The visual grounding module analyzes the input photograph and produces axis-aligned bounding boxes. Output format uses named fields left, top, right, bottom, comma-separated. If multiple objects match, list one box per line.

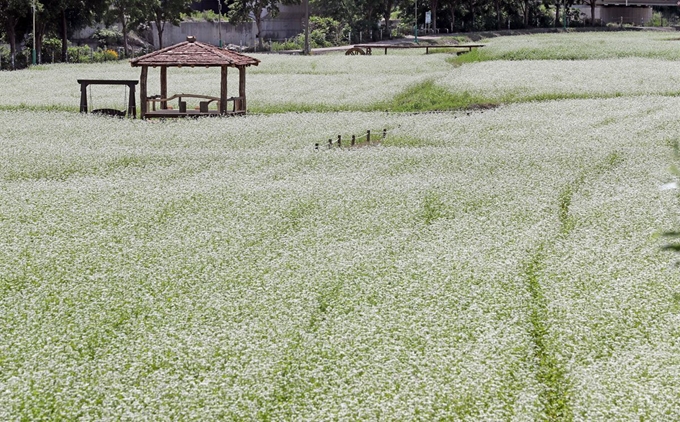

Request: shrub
left=103, top=49, right=118, bottom=61
left=270, top=39, right=302, bottom=52
left=270, top=16, right=345, bottom=51
left=67, top=45, right=93, bottom=63
left=41, top=37, right=62, bottom=63
left=92, top=28, right=123, bottom=49
left=0, top=46, right=10, bottom=70
left=181, top=10, right=222, bottom=22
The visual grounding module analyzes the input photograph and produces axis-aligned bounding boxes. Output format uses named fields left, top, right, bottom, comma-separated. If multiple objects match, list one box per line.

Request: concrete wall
left=152, top=21, right=258, bottom=49
left=600, top=6, right=653, bottom=24
left=150, top=4, right=305, bottom=49
left=261, top=4, right=305, bottom=41
left=573, top=5, right=652, bottom=24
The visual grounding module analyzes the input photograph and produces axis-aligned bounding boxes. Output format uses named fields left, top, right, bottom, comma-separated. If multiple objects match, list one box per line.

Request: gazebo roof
left=130, top=37, right=260, bottom=68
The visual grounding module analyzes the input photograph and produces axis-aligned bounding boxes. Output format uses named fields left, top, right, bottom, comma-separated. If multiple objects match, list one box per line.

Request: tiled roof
left=130, top=39, right=260, bottom=68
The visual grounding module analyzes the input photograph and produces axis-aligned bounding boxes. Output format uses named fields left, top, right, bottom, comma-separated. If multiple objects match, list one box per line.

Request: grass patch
left=522, top=249, right=573, bottom=421
left=373, top=80, right=497, bottom=112
left=448, top=32, right=680, bottom=63
left=447, top=49, right=488, bottom=66
left=0, top=104, right=78, bottom=113
left=250, top=102, right=354, bottom=114
left=421, top=191, right=448, bottom=225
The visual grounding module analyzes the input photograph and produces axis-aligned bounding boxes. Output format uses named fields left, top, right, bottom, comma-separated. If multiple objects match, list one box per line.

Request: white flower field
left=1, top=31, right=679, bottom=420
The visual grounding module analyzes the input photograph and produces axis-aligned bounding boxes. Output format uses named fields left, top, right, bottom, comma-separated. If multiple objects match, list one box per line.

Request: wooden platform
left=143, top=109, right=244, bottom=118
left=350, top=44, right=485, bottom=55
left=143, top=93, right=244, bottom=119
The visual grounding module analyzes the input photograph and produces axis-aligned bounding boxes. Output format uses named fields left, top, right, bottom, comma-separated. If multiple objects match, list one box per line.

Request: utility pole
left=218, top=0, right=223, bottom=47
left=32, top=0, right=36, bottom=65
left=303, top=0, right=310, bottom=54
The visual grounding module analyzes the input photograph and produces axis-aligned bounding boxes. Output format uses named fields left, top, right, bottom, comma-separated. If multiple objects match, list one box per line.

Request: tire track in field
left=523, top=151, right=623, bottom=420
left=262, top=278, right=343, bottom=419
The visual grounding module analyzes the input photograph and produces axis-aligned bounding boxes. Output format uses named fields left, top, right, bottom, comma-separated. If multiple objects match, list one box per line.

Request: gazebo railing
left=145, top=93, right=245, bottom=116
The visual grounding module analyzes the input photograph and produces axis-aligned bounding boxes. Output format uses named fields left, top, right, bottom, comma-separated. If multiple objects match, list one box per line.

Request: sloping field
left=1, top=31, right=679, bottom=419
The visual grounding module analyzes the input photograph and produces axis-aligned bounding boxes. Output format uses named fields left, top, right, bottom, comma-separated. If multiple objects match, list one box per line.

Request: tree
left=40, top=0, right=107, bottom=62
left=462, top=0, right=486, bottom=30
left=0, top=0, right=31, bottom=69
left=583, top=0, right=596, bottom=26
left=107, top=0, right=147, bottom=57
left=440, top=0, right=462, bottom=32
left=553, top=0, right=573, bottom=28
left=493, top=0, right=502, bottom=29
left=229, top=0, right=301, bottom=50
left=311, top=0, right=384, bottom=41
left=514, top=0, right=530, bottom=26
left=381, top=0, right=396, bottom=38
left=428, top=0, right=438, bottom=31
left=143, top=0, right=195, bottom=49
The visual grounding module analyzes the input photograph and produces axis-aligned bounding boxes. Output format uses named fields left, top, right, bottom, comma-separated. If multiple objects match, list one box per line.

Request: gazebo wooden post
left=127, top=82, right=137, bottom=118
left=160, top=67, right=168, bottom=110
left=79, top=81, right=88, bottom=113
left=238, top=65, right=246, bottom=113
left=220, top=65, right=227, bottom=115
left=140, top=65, right=148, bottom=119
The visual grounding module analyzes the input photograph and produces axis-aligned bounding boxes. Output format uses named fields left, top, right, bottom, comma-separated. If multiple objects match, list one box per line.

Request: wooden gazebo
left=130, top=36, right=260, bottom=118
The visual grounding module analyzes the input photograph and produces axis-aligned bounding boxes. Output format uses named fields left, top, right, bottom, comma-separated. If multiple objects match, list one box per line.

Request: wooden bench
left=349, top=44, right=485, bottom=56
left=77, top=79, right=138, bottom=118
left=144, top=93, right=244, bottom=118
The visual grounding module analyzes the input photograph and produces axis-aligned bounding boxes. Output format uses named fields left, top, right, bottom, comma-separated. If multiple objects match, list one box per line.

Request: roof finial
left=187, top=35, right=196, bottom=43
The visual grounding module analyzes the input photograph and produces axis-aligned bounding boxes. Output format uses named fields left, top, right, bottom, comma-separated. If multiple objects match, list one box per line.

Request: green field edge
left=5, top=89, right=680, bottom=117
left=221, top=89, right=680, bottom=114
left=0, top=104, right=79, bottom=113
left=445, top=47, right=680, bottom=65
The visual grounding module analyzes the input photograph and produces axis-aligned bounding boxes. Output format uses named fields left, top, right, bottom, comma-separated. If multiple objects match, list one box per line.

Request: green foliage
left=92, top=28, right=123, bottom=48
left=181, top=9, right=222, bottom=22
left=270, top=17, right=344, bottom=51
left=310, top=0, right=381, bottom=35
left=67, top=45, right=93, bottom=63
left=308, top=16, right=344, bottom=46
left=64, top=45, right=121, bottom=63
left=648, top=11, right=664, bottom=27
left=271, top=37, right=305, bottom=51
left=41, top=37, right=62, bottom=62
left=0, top=45, right=10, bottom=70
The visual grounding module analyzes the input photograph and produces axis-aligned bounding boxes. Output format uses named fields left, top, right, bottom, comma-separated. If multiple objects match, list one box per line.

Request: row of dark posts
left=315, top=129, right=387, bottom=150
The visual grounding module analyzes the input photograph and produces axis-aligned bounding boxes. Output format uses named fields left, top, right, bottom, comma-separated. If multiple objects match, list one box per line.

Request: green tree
left=582, top=0, right=596, bottom=25
left=39, top=0, right=107, bottom=62
left=429, top=0, right=439, bottom=31
left=440, top=0, right=462, bottom=31
left=106, top=0, right=147, bottom=57
left=553, top=0, right=574, bottom=28
left=311, top=0, right=384, bottom=40
left=0, top=0, right=31, bottom=69
left=381, top=0, right=396, bottom=38
left=229, top=0, right=301, bottom=50
left=142, top=0, right=195, bottom=49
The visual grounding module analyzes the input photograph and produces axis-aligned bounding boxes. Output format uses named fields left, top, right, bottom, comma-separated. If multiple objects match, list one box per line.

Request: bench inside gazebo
left=130, top=36, right=260, bottom=119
